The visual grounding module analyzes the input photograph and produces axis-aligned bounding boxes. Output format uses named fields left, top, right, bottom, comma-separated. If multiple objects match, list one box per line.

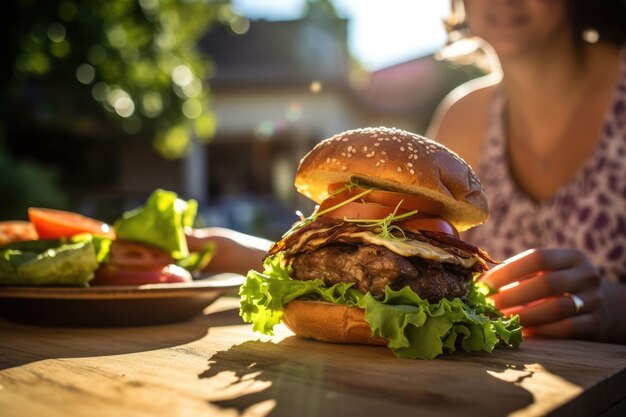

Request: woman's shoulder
left=427, top=73, right=500, bottom=168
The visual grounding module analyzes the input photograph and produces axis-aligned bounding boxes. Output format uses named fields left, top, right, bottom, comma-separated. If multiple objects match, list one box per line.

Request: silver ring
left=566, top=293, right=585, bottom=315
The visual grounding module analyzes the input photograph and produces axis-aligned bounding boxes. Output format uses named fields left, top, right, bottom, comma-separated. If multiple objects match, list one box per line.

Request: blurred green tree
left=7, top=0, right=247, bottom=158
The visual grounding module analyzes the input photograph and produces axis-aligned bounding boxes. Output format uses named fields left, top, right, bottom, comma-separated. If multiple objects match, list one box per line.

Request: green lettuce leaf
left=240, top=254, right=523, bottom=359
left=175, top=241, right=216, bottom=273
left=0, top=236, right=102, bottom=286
left=113, top=189, right=198, bottom=259
left=240, top=256, right=358, bottom=334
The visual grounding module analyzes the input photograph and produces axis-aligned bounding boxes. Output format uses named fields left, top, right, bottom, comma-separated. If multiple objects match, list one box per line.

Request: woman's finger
left=522, top=313, right=598, bottom=339
left=481, top=248, right=586, bottom=289
left=502, top=290, right=600, bottom=327
left=490, top=267, right=599, bottom=309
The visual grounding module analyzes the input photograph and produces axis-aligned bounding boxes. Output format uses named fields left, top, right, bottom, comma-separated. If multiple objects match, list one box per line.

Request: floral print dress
left=464, top=47, right=626, bottom=283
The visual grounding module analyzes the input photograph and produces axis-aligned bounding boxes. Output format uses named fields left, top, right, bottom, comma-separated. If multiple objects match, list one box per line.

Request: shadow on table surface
left=198, top=337, right=537, bottom=417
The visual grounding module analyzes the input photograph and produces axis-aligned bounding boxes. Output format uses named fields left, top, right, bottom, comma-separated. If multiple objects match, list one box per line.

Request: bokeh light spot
left=194, top=113, right=216, bottom=140
left=47, top=23, right=66, bottom=43
left=155, top=31, right=174, bottom=51
left=182, top=78, right=203, bottom=97
left=156, top=125, right=190, bottom=159
left=172, top=65, right=194, bottom=87
left=92, top=82, right=110, bottom=102
left=230, top=16, right=250, bottom=35
left=28, top=52, right=50, bottom=75
left=139, top=0, right=159, bottom=13
left=310, top=81, right=322, bottom=93
left=142, top=92, right=163, bottom=117
left=182, top=98, right=202, bottom=119
left=76, top=63, right=95, bottom=84
left=108, top=88, right=135, bottom=117
left=114, top=97, right=135, bottom=117
left=50, top=39, right=71, bottom=58
left=286, top=102, right=302, bottom=122
left=107, top=25, right=128, bottom=48
left=160, top=10, right=180, bottom=31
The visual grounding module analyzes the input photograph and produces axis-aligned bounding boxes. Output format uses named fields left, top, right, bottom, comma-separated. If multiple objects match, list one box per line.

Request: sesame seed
left=326, top=158, right=331, bottom=163
left=381, top=151, right=387, bottom=155
left=363, top=146, right=368, bottom=152
left=407, top=162, right=413, bottom=167
left=347, top=146, right=353, bottom=152
left=376, top=162, right=381, bottom=167
left=410, top=169, right=415, bottom=174
left=341, top=152, right=346, bottom=157
left=397, top=167, right=402, bottom=172
left=400, top=147, right=405, bottom=151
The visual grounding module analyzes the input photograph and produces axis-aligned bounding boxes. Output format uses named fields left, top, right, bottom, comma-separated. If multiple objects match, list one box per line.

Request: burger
left=240, top=127, right=522, bottom=359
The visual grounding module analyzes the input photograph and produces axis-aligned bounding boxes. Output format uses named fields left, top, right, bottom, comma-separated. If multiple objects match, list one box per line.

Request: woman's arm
left=186, top=227, right=272, bottom=276
left=426, top=75, right=498, bottom=169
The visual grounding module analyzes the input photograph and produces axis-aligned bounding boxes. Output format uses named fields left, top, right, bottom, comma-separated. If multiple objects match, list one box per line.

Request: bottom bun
left=282, top=300, right=388, bottom=346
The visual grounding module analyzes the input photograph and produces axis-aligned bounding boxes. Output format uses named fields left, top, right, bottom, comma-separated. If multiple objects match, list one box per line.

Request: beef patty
left=290, top=243, right=474, bottom=303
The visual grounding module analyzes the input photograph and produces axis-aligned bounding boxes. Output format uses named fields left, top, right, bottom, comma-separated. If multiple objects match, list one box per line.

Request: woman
left=428, top=0, right=626, bottom=343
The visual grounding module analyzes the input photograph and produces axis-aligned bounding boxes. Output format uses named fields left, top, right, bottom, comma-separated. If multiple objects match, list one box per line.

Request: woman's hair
left=445, top=0, right=626, bottom=46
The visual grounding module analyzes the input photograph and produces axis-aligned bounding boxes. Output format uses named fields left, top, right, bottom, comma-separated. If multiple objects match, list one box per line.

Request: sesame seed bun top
left=294, top=127, right=488, bottom=232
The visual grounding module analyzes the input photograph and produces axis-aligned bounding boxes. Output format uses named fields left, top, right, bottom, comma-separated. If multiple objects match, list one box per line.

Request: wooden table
left=1, top=296, right=625, bottom=417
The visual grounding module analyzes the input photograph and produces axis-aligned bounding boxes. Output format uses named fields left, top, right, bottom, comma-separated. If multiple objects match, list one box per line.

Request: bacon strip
left=268, top=217, right=498, bottom=268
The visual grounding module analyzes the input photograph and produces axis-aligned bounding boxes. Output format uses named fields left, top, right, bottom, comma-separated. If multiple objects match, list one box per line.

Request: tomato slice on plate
left=0, top=221, right=39, bottom=244
left=28, top=208, right=115, bottom=240
left=398, top=218, right=460, bottom=239
left=109, top=240, right=173, bottom=268
left=326, top=184, right=444, bottom=216
left=91, top=264, right=191, bottom=286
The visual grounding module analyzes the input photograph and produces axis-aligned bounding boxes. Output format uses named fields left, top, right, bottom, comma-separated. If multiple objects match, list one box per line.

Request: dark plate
left=0, top=273, right=245, bottom=327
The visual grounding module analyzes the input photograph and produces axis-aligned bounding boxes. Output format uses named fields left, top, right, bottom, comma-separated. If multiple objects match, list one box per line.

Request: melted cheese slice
left=292, top=228, right=483, bottom=269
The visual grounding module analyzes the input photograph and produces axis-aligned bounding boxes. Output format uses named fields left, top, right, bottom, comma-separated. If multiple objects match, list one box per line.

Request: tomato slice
left=0, top=221, right=39, bottom=245
left=28, top=208, right=115, bottom=239
left=326, top=184, right=444, bottom=216
left=109, top=240, right=173, bottom=268
left=91, top=264, right=191, bottom=286
left=398, top=218, right=460, bottom=239
left=318, top=201, right=411, bottom=220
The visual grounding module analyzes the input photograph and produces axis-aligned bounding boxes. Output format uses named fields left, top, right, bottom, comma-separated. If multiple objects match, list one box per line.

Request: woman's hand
left=480, top=248, right=607, bottom=340
left=185, top=227, right=272, bottom=275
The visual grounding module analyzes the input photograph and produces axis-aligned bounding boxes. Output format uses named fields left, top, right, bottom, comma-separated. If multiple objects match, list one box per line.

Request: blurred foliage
left=10, top=0, right=247, bottom=158
left=0, top=152, right=69, bottom=220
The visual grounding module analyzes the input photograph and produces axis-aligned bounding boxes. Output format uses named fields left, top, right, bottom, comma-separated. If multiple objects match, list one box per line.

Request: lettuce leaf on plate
left=240, top=254, right=523, bottom=359
left=113, top=189, right=198, bottom=259
left=0, top=235, right=102, bottom=286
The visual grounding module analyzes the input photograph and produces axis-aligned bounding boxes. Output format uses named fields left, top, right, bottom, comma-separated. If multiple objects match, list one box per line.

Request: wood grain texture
left=1, top=296, right=625, bottom=417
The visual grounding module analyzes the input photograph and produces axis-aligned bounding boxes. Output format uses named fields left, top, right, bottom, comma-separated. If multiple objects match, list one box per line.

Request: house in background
left=6, top=14, right=483, bottom=240
left=178, top=15, right=482, bottom=238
